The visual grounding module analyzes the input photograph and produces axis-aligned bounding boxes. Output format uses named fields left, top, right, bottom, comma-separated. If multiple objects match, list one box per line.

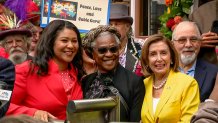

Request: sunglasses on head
left=94, top=45, right=119, bottom=54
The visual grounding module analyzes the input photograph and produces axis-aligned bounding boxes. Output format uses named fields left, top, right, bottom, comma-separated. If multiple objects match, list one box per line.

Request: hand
left=201, top=31, right=218, bottom=48
left=202, top=31, right=218, bottom=40
left=33, top=110, right=57, bottom=122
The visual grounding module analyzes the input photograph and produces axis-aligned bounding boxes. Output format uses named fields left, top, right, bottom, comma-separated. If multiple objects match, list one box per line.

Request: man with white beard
left=172, top=21, right=218, bottom=102
left=0, top=29, right=32, bottom=65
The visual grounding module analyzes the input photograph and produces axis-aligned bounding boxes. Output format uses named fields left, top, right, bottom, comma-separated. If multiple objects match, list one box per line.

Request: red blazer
left=6, top=60, right=83, bottom=120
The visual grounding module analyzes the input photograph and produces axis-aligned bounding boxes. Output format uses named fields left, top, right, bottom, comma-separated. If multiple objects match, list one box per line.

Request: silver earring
left=170, top=61, right=173, bottom=64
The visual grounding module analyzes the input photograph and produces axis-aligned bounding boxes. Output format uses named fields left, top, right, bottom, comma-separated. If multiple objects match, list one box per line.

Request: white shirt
left=153, top=98, right=160, bottom=114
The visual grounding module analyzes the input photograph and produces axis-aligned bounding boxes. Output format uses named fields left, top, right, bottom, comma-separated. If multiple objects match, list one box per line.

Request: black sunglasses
left=94, top=46, right=119, bottom=54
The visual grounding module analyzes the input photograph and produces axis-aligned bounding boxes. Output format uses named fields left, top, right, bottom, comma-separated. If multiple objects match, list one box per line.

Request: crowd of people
left=0, top=0, right=218, bottom=123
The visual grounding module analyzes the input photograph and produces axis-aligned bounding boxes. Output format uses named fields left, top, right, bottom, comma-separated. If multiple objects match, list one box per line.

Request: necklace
left=153, top=78, right=167, bottom=90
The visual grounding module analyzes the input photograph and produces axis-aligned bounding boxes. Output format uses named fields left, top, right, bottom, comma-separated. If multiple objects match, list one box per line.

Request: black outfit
left=0, top=57, right=15, bottom=117
left=125, top=38, right=141, bottom=72
left=194, top=59, right=218, bottom=102
left=82, top=64, right=145, bottom=122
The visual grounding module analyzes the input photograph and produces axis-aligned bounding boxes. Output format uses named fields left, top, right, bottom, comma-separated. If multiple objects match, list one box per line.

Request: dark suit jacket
left=0, top=57, right=15, bottom=117
left=125, top=38, right=141, bottom=72
left=82, top=64, right=145, bottom=122
left=194, top=59, right=218, bottom=102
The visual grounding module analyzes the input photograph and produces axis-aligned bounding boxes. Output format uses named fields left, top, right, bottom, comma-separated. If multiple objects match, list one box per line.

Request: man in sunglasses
left=172, top=21, right=218, bottom=102
left=109, top=3, right=142, bottom=75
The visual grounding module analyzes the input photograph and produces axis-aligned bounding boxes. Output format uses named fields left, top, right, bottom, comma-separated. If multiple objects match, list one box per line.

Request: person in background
left=189, top=0, right=218, bottom=65
left=109, top=3, right=142, bottom=75
left=6, top=20, right=84, bottom=122
left=26, top=3, right=43, bottom=57
left=0, top=57, right=15, bottom=117
left=0, top=22, right=32, bottom=65
left=140, top=34, right=200, bottom=122
left=0, top=7, right=33, bottom=65
left=4, top=0, right=43, bottom=57
left=198, top=20, right=218, bottom=65
left=82, top=49, right=97, bottom=76
left=28, top=25, right=43, bottom=57
left=82, top=25, right=145, bottom=122
left=172, top=21, right=218, bottom=102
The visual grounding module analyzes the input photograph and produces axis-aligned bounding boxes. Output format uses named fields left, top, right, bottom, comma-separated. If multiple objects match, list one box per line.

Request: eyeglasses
left=174, top=37, right=201, bottom=44
left=93, top=46, right=119, bottom=54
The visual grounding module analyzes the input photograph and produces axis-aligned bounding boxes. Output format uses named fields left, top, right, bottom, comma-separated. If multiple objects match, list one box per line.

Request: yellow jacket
left=141, top=70, right=200, bottom=123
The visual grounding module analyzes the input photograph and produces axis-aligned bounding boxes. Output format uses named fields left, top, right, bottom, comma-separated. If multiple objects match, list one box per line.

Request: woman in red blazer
left=6, top=20, right=84, bottom=121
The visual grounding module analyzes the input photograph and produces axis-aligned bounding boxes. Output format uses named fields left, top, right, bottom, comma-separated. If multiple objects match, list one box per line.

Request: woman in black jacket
left=82, top=25, right=145, bottom=122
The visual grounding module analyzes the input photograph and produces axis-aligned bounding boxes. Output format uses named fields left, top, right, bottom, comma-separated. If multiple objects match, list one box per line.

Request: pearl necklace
left=153, top=78, right=167, bottom=90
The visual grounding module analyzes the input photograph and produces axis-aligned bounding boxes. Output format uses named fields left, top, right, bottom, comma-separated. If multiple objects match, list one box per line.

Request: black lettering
left=80, top=4, right=92, bottom=10
left=78, top=17, right=90, bottom=22
left=93, top=6, right=102, bottom=11
left=86, top=12, right=94, bottom=16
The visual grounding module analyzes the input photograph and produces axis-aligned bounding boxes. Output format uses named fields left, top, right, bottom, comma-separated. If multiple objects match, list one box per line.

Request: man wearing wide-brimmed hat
left=0, top=17, right=32, bottom=65
left=109, top=3, right=142, bottom=75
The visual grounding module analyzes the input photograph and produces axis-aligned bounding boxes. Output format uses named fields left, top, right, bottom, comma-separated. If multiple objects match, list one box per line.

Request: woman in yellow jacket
left=140, top=34, right=200, bottom=123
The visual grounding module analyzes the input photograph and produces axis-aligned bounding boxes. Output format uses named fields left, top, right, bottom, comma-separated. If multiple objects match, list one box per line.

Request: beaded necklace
left=153, top=78, right=167, bottom=90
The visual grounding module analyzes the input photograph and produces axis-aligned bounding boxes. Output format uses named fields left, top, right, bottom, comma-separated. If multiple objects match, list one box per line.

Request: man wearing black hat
left=109, top=3, right=142, bottom=75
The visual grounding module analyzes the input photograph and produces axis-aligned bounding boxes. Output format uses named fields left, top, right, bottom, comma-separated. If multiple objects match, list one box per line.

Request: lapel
left=125, top=38, right=139, bottom=72
left=154, top=70, right=176, bottom=117
left=45, top=60, right=68, bottom=104
left=194, top=60, right=207, bottom=89
left=125, top=49, right=138, bottom=72
left=144, top=76, right=155, bottom=121
left=113, top=64, right=125, bottom=86
left=127, top=38, right=138, bottom=57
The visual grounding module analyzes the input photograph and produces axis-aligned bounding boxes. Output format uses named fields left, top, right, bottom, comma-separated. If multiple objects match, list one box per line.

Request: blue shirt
left=179, top=60, right=197, bottom=77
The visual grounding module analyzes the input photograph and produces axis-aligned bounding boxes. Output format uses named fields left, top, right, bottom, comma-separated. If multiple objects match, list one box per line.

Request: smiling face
left=3, top=34, right=29, bottom=64
left=148, top=41, right=171, bottom=77
left=92, top=33, right=120, bottom=73
left=53, top=28, right=79, bottom=69
left=173, top=22, right=201, bottom=66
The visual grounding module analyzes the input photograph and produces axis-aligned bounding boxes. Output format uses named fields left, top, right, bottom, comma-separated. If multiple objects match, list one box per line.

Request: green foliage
left=80, top=33, right=86, bottom=39
left=159, top=0, right=193, bottom=39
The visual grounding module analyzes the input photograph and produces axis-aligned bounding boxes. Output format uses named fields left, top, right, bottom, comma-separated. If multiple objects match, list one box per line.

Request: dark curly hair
left=32, top=20, right=84, bottom=80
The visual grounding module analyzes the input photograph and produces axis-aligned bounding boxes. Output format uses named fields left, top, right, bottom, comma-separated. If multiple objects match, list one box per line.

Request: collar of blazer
left=144, top=69, right=177, bottom=120
left=127, top=38, right=140, bottom=58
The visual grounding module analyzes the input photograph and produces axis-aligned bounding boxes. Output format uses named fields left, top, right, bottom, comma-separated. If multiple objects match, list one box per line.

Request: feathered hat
left=4, top=0, right=40, bottom=26
left=0, top=10, right=32, bottom=40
